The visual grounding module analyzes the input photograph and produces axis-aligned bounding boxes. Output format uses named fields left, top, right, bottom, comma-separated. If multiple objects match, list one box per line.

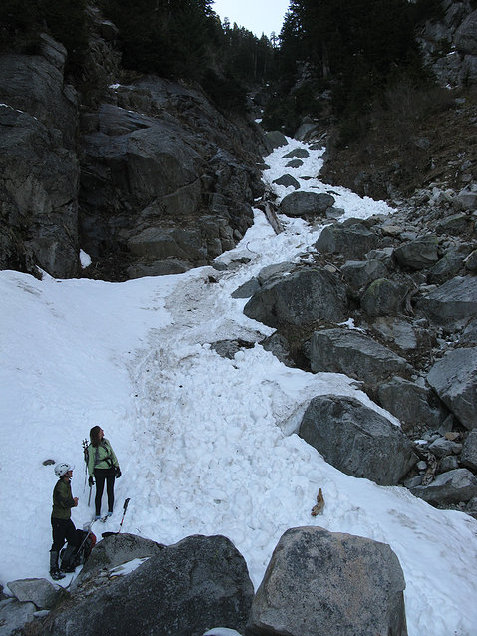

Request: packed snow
left=1, top=138, right=476, bottom=636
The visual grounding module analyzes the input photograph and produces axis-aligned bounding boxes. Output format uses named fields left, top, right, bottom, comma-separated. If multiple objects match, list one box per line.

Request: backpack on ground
left=60, top=528, right=96, bottom=572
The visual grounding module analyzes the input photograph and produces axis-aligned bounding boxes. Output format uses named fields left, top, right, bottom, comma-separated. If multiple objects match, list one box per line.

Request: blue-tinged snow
left=0, top=139, right=476, bottom=636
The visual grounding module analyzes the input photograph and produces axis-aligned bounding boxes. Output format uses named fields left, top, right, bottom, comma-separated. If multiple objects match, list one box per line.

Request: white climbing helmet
left=54, top=463, right=74, bottom=477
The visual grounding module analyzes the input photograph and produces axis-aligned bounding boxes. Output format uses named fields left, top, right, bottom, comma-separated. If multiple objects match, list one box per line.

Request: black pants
left=94, top=467, right=116, bottom=516
left=51, top=517, right=77, bottom=552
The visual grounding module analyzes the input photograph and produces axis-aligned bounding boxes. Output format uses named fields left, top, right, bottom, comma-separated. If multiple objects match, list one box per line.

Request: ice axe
left=102, top=498, right=130, bottom=538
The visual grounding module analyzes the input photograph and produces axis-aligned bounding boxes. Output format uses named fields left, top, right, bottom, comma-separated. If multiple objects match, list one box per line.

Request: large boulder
left=263, top=130, right=288, bottom=152
left=361, top=278, right=410, bottom=317
left=377, top=377, right=449, bottom=433
left=299, top=395, right=417, bottom=485
left=309, top=328, right=412, bottom=386
left=416, top=276, right=477, bottom=326
left=455, top=9, right=477, bottom=55
left=340, top=259, right=388, bottom=290
left=248, top=526, right=407, bottom=636
left=74, top=532, right=165, bottom=587
left=370, top=317, right=430, bottom=353
left=48, top=534, right=254, bottom=636
left=6, top=578, right=61, bottom=610
left=427, top=348, right=477, bottom=429
left=279, top=191, right=335, bottom=218
left=393, top=236, right=439, bottom=270
left=461, top=430, right=477, bottom=471
left=410, top=469, right=477, bottom=505
left=316, top=221, right=381, bottom=260
left=243, top=267, right=348, bottom=329
left=0, top=598, right=36, bottom=636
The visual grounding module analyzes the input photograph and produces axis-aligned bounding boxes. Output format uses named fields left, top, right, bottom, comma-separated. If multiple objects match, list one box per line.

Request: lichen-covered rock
left=299, top=395, right=417, bottom=485
left=49, top=534, right=254, bottom=636
left=309, top=328, right=412, bottom=386
left=279, top=191, right=335, bottom=218
left=410, top=468, right=477, bottom=505
left=248, top=526, right=407, bottom=636
left=243, top=267, right=348, bottom=328
left=427, top=347, right=477, bottom=429
left=316, top=222, right=380, bottom=259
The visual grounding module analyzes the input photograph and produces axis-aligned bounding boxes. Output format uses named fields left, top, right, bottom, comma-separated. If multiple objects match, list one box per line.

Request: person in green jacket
left=50, top=462, right=79, bottom=580
left=87, top=426, right=121, bottom=520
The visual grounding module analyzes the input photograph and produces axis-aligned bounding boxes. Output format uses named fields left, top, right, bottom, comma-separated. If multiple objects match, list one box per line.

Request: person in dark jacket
left=50, top=462, right=78, bottom=580
left=87, top=426, right=121, bottom=520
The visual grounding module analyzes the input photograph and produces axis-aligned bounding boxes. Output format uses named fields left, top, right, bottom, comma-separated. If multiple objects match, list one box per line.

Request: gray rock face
left=455, top=9, right=477, bottom=55
left=263, top=130, right=288, bottom=152
left=370, top=317, right=429, bottom=353
left=310, top=328, right=412, bottom=386
left=0, top=48, right=80, bottom=278
left=0, top=597, right=36, bottom=636
left=272, top=174, right=300, bottom=189
left=49, top=534, right=254, bottom=636
left=279, top=191, right=335, bottom=218
left=0, top=37, right=263, bottom=280
left=393, top=236, right=439, bottom=270
left=429, top=248, right=466, bottom=283
left=361, top=278, right=409, bottom=317
left=6, top=578, right=60, bottom=610
left=248, top=526, right=407, bottom=636
left=377, top=377, right=448, bottom=433
left=461, top=317, right=477, bottom=344
left=316, top=222, right=380, bottom=259
left=80, top=77, right=262, bottom=271
left=417, top=276, right=477, bottom=326
left=461, top=430, right=477, bottom=470
left=340, top=258, right=388, bottom=289
left=75, top=532, right=165, bottom=587
left=243, top=267, right=348, bottom=328
left=283, top=148, right=310, bottom=159
left=457, top=186, right=477, bottom=210
left=427, top=347, right=477, bottom=429
left=410, top=468, right=477, bottom=505
left=299, top=395, right=417, bottom=485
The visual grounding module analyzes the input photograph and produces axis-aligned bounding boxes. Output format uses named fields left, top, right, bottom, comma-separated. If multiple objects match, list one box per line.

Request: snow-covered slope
left=1, top=139, right=476, bottom=636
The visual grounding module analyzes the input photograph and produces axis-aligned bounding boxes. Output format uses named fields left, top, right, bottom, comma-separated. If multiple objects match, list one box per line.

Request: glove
left=88, top=476, right=94, bottom=487
left=115, top=467, right=122, bottom=478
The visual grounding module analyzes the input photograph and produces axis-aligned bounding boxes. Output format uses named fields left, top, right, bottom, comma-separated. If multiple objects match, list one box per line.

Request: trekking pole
left=82, top=439, right=89, bottom=491
left=88, top=485, right=92, bottom=506
left=118, top=498, right=130, bottom=534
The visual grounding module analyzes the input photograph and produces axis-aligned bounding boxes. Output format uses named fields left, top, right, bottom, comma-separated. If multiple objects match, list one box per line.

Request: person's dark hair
left=90, top=426, right=102, bottom=448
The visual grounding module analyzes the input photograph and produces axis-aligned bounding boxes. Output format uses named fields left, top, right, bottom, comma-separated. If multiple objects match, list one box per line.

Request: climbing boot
left=49, top=550, right=65, bottom=580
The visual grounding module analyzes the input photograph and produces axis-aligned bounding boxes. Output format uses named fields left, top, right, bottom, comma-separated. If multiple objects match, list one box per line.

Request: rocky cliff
left=0, top=15, right=265, bottom=281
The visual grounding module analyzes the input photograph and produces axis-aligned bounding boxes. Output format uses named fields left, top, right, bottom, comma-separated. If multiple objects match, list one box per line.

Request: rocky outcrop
left=418, top=2, right=477, bottom=87
left=278, top=191, right=335, bottom=218
left=243, top=265, right=348, bottom=329
left=309, top=328, right=412, bottom=386
left=240, top=172, right=477, bottom=511
left=45, top=534, right=254, bottom=636
left=299, top=395, right=417, bottom=485
left=10, top=528, right=409, bottom=636
left=79, top=79, right=263, bottom=279
left=409, top=468, right=477, bottom=505
left=0, top=36, right=80, bottom=278
left=0, top=25, right=264, bottom=281
left=426, top=348, right=477, bottom=429
left=248, top=526, right=407, bottom=636
left=316, top=220, right=381, bottom=260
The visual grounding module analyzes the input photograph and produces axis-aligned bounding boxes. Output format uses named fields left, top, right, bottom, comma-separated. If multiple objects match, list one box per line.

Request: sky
left=1, top=138, right=477, bottom=636
left=212, top=0, right=290, bottom=38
